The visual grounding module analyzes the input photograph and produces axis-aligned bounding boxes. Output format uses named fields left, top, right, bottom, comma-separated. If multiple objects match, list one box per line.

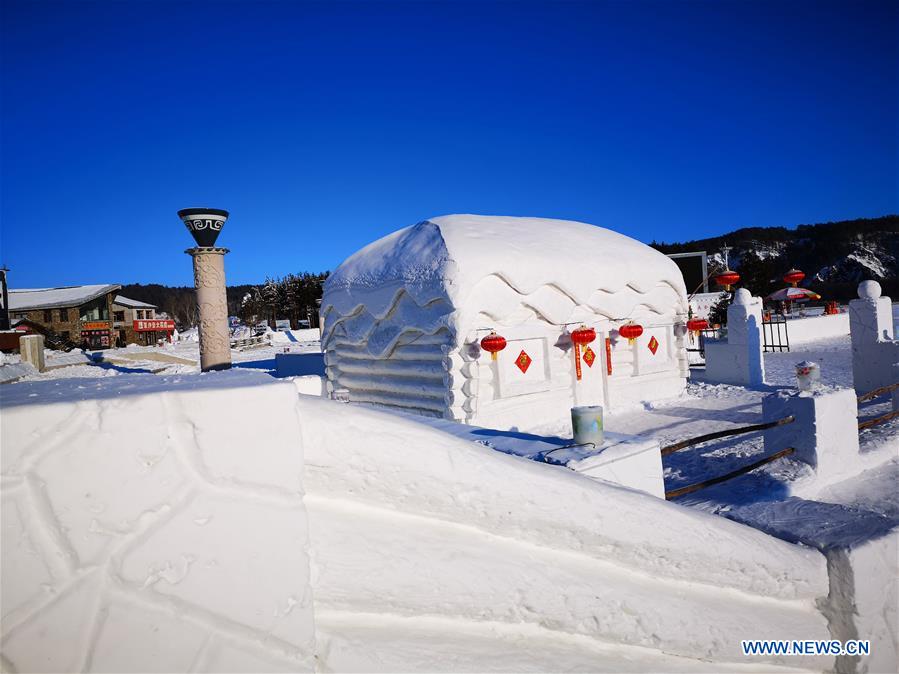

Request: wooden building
left=8, top=285, right=175, bottom=349
left=9, top=284, right=121, bottom=349
left=112, top=295, right=175, bottom=346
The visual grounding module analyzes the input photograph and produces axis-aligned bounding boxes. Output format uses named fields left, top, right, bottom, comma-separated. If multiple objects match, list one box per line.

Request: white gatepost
left=703, top=288, right=766, bottom=386
left=848, top=280, right=899, bottom=396
left=762, top=388, right=859, bottom=481
left=19, top=334, right=46, bottom=372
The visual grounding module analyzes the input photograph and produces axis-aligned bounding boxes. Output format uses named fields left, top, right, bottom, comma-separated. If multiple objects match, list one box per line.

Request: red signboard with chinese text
left=133, top=319, right=176, bottom=332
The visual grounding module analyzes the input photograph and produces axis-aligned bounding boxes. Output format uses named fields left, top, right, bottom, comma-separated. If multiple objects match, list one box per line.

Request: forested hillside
left=651, top=215, right=898, bottom=300
left=120, top=273, right=328, bottom=328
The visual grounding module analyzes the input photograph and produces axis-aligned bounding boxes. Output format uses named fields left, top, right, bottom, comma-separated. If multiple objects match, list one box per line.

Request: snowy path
left=314, top=611, right=810, bottom=673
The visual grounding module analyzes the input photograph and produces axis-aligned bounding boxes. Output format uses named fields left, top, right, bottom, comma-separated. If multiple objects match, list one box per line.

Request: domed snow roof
left=324, top=214, right=687, bottom=323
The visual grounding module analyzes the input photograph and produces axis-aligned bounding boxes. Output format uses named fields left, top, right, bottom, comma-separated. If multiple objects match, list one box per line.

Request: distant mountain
left=650, top=215, right=899, bottom=301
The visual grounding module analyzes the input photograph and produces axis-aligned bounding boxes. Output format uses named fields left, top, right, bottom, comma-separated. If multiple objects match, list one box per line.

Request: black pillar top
left=178, top=208, right=229, bottom=248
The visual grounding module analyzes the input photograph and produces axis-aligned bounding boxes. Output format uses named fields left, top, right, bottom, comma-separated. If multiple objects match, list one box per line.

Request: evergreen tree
left=261, top=277, right=280, bottom=327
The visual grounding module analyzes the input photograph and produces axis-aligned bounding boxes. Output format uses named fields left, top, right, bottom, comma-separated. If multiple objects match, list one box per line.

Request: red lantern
left=714, top=270, right=740, bottom=291
left=783, top=269, right=805, bottom=287
left=480, top=331, right=507, bottom=361
left=618, top=322, right=643, bottom=345
left=570, top=325, right=596, bottom=381
left=686, top=318, right=708, bottom=336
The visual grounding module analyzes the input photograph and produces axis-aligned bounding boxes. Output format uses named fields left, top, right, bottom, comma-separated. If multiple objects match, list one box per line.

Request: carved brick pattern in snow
left=0, top=379, right=314, bottom=673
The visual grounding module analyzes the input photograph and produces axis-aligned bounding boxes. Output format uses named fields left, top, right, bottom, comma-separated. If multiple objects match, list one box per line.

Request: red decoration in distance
left=686, top=318, right=708, bottom=334
left=480, top=332, right=507, bottom=361
left=570, top=325, right=596, bottom=381
left=714, top=270, right=740, bottom=290
left=647, top=335, right=659, bottom=355
left=783, top=269, right=805, bottom=287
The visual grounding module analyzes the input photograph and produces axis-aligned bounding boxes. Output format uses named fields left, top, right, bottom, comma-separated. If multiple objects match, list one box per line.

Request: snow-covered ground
left=0, top=330, right=322, bottom=384
left=1, top=317, right=897, bottom=672
left=2, top=321, right=896, bottom=535
left=0, top=371, right=833, bottom=672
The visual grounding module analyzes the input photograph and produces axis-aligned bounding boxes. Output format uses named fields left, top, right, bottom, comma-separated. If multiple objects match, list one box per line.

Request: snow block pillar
left=762, top=388, right=859, bottom=481
left=849, top=280, right=899, bottom=397
left=703, top=288, right=765, bottom=386
left=19, top=334, right=45, bottom=372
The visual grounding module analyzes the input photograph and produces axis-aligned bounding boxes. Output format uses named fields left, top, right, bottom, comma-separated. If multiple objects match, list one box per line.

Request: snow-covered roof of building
left=324, top=215, right=688, bottom=324
left=113, top=295, right=157, bottom=309
left=8, top=284, right=122, bottom=311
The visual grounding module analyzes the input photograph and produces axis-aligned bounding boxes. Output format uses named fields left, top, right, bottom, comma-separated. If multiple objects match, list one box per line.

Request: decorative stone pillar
left=179, top=208, right=232, bottom=372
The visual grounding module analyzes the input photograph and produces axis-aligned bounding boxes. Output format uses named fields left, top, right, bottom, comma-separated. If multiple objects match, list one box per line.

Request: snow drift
left=0, top=371, right=846, bottom=671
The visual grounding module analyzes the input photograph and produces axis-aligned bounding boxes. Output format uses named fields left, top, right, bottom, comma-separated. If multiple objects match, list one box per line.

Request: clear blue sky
left=1, top=0, right=896, bottom=287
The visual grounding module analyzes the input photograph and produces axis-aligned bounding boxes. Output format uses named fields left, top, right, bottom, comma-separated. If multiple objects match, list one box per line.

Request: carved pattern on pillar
left=189, top=249, right=232, bottom=371
left=198, top=301, right=230, bottom=357
left=194, top=255, right=226, bottom=289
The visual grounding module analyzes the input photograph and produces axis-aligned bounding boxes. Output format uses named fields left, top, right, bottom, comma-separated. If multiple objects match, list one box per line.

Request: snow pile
left=321, top=215, right=690, bottom=427
left=2, top=370, right=835, bottom=671
left=297, top=395, right=831, bottom=669
left=4, top=356, right=896, bottom=671
left=178, top=327, right=199, bottom=342
left=0, top=361, right=36, bottom=384
left=268, top=328, right=321, bottom=345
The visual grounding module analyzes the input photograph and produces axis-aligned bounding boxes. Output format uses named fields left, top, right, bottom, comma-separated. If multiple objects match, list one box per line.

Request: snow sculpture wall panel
left=297, top=396, right=832, bottom=670
left=321, top=215, right=691, bottom=429
left=0, top=373, right=315, bottom=673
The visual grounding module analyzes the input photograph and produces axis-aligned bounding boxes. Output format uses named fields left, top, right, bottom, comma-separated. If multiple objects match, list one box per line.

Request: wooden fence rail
left=857, top=382, right=899, bottom=403
left=660, top=416, right=795, bottom=456
left=665, top=447, right=796, bottom=500
left=858, top=409, right=899, bottom=431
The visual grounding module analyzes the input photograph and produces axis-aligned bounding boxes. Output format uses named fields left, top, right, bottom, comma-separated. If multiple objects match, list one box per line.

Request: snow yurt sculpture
left=321, top=215, right=690, bottom=428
